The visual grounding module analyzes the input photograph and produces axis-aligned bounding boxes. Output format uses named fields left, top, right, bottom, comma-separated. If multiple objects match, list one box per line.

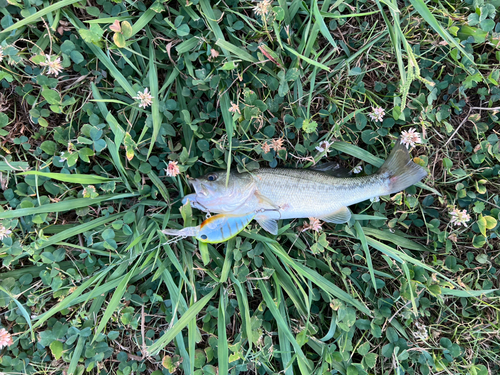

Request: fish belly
left=252, top=169, right=388, bottom=219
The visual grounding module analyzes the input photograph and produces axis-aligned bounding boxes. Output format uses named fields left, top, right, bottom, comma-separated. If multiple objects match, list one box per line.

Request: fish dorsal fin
left=311, top=161, right=340, bottom=172
left=320, top=206, right=352, bottom=224
left=310, top=162, right=352, bottom=178
left=256, top=216, right=278, bottom=235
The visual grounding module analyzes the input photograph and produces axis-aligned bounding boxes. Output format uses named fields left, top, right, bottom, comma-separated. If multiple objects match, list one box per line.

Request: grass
left=0, top=0, right=499, bottom=374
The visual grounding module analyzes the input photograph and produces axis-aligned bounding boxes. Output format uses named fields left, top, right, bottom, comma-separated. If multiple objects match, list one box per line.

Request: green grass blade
left=104, top=137, right=134, bottom=192
left=1, top=0, right=81, bottom=34
left=65, top=12, right=136, bottom=97
left=161, top=242, right=193, bottom=294
left=261, top=245, right=309, bottom=317
left=161, top=269, right=189, bottom=314
left=277, top=0, right=291, bottom=24
left=147, top=30, right=162, bottom=159
left=94, top=261, right=139, bottom=339
left=180, top=2, right=200, bottom=21
left=218, top=291, right=229, bottom=375
left=289, top=0, right=302, bottom=19
left=313, top=0, right=337, bottom=51
left=148, top=285, right=219, bottom=354
left=0, top=194, right=136, bottom=220
left=408, top=0, right=474, bottom=65
left=131, top=8, right=157, bottom=36
left=0, top=285, right=34, bottom=340
left=198, top=0, right=226, bottom=47
left=215, top=40, right=256, bottom=62
left=91, top=83, right=127, bottom=148
left=18, top=171, right=119, bottom=184
left=176, top=37, right=201, bottom=55
left=284, top=45, right=330, bottom=72
left=188, top=295, right=196, bottom=375
left=231, top=276, right=253, bottom=352
left=36, top=213, right=124, bottom=251
left=67, top=336, right=85, bottom=375
left=275, top=280, right=294, bottom=375
left=354, top=222, right=377, bottom=291
left=259, top=280, right=311, bottom=373
left=440, top=288, right=497, bottom=297
left=364, top=236, right=458, bottom=286
left=332, top=140, right=384, bottom=167
left=352, top=214, right=387, bottom=221
left=219, top=238, right=235, bottom=283
left=320, top=311, right=337, bottom=342
left=0, top=161, right=29, bottom=172
left=147, top=170, right=170, bottom=205
left=362, top=227, right=429, bottom=251
left=0, top=261, right=81, bottom=279
left=401, top=261, right=418, bottom=315
left=88, top=45, right=136, bottom=97
left=219, top=93, right=234, bottom=186
left=199, top=241, right=210, bottom=266
left=84, top=16, right=132, bottom=24
left=320, top=10, right=379, bottom=18
left=173, top=313, right=191, bottom=373
left=32, top=271, right=108, bottom=329
left=265, top=241, right=371, bottom=315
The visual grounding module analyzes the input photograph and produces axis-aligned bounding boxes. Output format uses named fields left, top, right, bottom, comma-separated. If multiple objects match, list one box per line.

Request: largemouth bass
left=182, top=139, right=427, bottom=235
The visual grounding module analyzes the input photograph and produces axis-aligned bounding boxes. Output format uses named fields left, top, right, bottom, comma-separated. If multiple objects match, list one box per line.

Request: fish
left=162, top=212, right=256, bottom=243
left=182, top=139, right=428, bottom=235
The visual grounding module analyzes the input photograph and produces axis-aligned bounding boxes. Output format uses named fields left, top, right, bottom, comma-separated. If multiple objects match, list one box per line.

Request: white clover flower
left=133, top=88, right=153, bottom=108
left=412, top=321, right=428, bottom=341
left=368, top=107, right=385, bottom=122
left=302, top=217, right=322, bottom=232
left=228, top=101, right=240, bottom=114
left=352, top=165, right=363, bottom=174
left=449, top=207, right=471, bottom=227
left=261, top=142, right=272, bottom=154
left=0, top=328, right=13, bottom=348
left=166, top=161, right=180, bottom=177
left=315, top=140, right=331, bottom=153
left=39, top=55, right=63, bottom=76
left=0, top=224, right=12, bottom=240
left=400, top=128, right=422, bottom=149
left=253, top=0, right=272, bottom=18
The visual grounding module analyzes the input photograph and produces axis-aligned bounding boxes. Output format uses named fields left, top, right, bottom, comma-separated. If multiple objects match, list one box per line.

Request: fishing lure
left=162, top=211, right=256, bottom=244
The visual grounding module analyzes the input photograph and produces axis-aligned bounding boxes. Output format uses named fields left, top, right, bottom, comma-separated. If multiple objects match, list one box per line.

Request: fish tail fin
left=378, top=138, right=427, bottom=195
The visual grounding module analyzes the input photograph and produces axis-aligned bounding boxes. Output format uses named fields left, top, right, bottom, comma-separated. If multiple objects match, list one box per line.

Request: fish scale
left=252, top=169, right=389, bottom=220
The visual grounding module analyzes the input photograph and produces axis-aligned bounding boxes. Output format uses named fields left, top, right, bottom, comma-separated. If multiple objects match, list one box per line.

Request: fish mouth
left=191, top=179, right=212, bottom=197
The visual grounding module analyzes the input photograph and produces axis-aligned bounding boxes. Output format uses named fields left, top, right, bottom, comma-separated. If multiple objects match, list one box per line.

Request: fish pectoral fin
left=320, top=206, right=352, bottom=224
left=255, top=191, right=280, bottom=210
left=256, top=216, right=278, bottom=235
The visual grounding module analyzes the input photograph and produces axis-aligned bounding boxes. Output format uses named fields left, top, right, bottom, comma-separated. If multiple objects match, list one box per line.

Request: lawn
left=0, top=0, right=499, bottom=374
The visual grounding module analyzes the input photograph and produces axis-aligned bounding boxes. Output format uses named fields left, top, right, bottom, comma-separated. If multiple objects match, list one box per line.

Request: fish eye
left=200, top=234, right=208, bottom=240
left=207, top=174, right=217, bottom=182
